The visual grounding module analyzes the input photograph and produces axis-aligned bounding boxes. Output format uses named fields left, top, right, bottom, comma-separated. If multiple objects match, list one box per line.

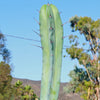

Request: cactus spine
left=39, top=4, right=63, bottom=100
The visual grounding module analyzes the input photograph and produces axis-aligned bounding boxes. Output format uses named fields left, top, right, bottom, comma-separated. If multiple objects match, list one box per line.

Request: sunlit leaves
left=0, top=62, right=12, bottom=100
left=13, top=80, right=38, bottom=100
left=65, top=16, right=100, bottom=100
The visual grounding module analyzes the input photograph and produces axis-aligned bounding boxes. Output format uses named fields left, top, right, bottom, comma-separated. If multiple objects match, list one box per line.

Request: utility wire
left=3, top=33, right=70, bottom=42
left=4, top=34, right=40, bottom=42
left=3, top=34, right=89, bottom=50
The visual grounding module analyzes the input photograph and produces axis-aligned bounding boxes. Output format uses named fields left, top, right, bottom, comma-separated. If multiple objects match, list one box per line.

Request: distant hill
left=12, top=78, right=83, bottom=100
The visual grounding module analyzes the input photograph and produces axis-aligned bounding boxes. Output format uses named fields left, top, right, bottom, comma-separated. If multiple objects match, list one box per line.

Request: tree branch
left=82, top=60, right=94, bottom=83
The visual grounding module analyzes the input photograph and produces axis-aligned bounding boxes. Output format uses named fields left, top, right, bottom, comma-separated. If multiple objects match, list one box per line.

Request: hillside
left=12, top=78, right=83, bottom=100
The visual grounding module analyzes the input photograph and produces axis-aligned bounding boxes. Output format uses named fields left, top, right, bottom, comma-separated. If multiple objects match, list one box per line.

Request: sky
left=0, top=0, right=100, bottom=82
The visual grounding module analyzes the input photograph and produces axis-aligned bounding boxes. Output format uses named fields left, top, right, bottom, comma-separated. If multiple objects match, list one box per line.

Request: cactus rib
left=39, top=4, right=63, bottom=100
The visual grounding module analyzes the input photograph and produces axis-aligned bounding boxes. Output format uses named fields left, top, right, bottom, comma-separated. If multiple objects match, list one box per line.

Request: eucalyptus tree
left=65, top=16, right=100, bottom=100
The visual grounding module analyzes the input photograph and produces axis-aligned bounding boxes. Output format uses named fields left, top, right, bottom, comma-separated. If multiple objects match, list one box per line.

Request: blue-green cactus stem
left=39, top=4, right=55, bottom=100
left=39, top=4, right=63, bottom=100
left=49, top=4, right=63, bottom=100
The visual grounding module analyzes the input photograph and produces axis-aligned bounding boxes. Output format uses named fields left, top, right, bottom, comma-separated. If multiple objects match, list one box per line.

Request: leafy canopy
left=64, top=16, right=100, bottom=100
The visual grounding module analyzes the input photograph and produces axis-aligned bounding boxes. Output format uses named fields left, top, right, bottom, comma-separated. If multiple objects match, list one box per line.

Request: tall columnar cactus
left=39, top=4, right=63, bottom=100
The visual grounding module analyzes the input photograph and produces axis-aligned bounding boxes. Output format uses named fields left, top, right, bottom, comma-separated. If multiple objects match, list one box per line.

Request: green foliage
left=75, top=81, right=95, bottom=100
left=64, top=66, right=89, bottom=93
left=66, top=46, right=83, bottom=59
left=13, top=80, right=23, bottom=100
left=22, top=85, right=37, bottom=100
left=0, top=62, right=13, bottom=100
left=65, top=16, right=100, bottom=100
left=0, top=62, right=38, bottom=100
left=0, top=32, right=10, bottom=63
left=13, top=80, right=38, bottom=100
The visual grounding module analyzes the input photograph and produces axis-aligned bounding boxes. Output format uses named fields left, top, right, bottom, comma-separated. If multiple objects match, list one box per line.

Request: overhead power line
left=3, top=34, right=89, bottom=50
left=4, top=34, right=40, bottom=42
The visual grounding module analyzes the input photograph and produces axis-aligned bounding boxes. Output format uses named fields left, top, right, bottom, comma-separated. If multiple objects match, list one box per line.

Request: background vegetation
left=0, top=32, right=38, bottom=100
left=64, top=16, right=100, bottom=100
